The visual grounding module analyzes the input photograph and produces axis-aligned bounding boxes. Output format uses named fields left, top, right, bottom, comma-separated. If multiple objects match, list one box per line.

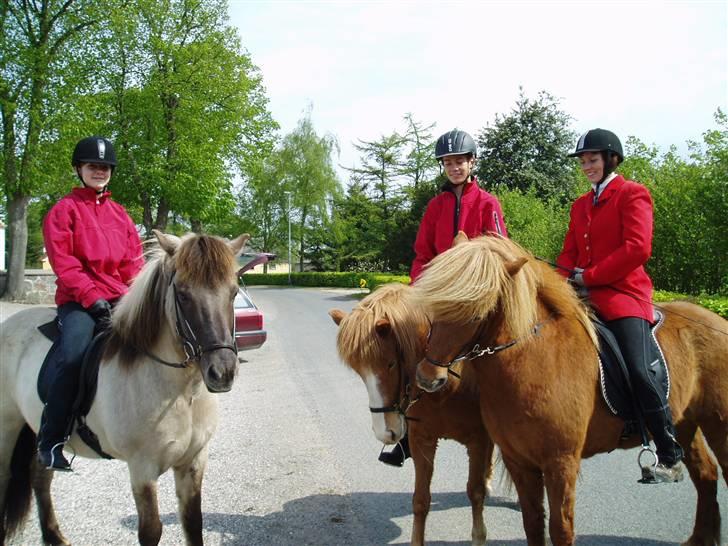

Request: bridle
left=368, top=344, right=424, bottom=420
left=423, top=317, right=552, bottom=371
left=144, top=272, right=238, bottom=369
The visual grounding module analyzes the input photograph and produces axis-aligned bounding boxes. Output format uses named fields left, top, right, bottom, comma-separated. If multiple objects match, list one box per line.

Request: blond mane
left=412, top=236, right=596, bottom=345
left=105, top=233, right=239, bottom=367
left=336, top=283, right=428, bottom=372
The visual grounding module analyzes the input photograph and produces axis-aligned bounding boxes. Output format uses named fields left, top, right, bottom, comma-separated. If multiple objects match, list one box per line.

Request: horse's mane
left=336, top=283, right=428, bottom=372
left=412, top=236, right=597, bottom=346
left=105, top=233, right=238, bottom=368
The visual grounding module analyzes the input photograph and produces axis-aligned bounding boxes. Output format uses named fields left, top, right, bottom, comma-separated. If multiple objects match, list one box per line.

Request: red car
left=234, top=252, right=274, bottom=352
left=234, top=288, right=266, bottom=351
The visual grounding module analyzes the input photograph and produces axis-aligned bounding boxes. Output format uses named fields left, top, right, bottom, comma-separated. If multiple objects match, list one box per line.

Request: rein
left=424, top=318, right=551, bottom=370
left=143, top=272, right=237, bottom=369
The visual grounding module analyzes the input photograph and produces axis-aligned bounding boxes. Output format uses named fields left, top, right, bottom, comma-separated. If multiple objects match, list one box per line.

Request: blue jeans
left=37, top=302, right=96, bottom=450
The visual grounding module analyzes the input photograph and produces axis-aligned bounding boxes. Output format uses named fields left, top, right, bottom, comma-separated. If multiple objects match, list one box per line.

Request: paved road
left=3, top=288, right=726, bottom=545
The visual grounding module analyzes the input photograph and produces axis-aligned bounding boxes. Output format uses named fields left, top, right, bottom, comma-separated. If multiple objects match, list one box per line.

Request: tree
left=1, top=0, right=107, bottom=300
left=102, top=0, right=276, bottom=234
left=475, top=88, right=578, bottom=203
left=276, top=113, right=340, bottom=271
left=400, top=113, right=437, bottom=188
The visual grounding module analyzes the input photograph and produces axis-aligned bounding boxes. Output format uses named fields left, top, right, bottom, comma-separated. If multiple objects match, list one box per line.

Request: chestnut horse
left=329, top=283, right=497, bottom=546
left=0, top=231, right=248, bottom=546
left=413, top=235, right=728, bottom=546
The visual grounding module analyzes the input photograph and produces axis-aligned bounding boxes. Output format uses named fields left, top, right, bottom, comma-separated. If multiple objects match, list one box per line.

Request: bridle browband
left=143, top=271, right=238, bottom=369
left=423, top=317, right=552, bottom=370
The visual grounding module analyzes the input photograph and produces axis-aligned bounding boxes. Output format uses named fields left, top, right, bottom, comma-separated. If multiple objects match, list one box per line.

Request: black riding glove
left=87, top=298, right=112, bottom=322
left=568, top=268, right=589, bottom=298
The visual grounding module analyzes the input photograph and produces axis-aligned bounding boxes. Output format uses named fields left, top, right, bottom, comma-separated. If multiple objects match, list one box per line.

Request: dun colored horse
left=413, top=234, right=728, bottom=546
left=330, top=283, right=496, bottom=546
left=0, top=231, right=249, bottom=546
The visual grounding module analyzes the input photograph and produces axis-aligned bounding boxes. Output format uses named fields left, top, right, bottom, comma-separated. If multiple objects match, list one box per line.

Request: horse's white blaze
left=363, top=370, right=405, bottom=444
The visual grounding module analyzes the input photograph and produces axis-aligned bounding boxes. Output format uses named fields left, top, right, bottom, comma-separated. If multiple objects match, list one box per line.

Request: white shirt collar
left=591, top=172, right=617, bottom=198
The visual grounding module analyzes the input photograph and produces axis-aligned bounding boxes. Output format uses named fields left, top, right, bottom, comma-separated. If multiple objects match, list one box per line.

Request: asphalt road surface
left=4, top=287, right=726, bottom=545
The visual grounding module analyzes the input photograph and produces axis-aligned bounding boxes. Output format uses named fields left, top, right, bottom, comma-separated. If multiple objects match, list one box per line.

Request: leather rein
left=144, top=272, right=238, bottom=369
left=423, top=317, right=552, bottom=370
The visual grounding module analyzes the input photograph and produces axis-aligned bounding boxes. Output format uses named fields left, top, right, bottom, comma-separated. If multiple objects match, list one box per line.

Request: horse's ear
left=452, top=231, right=469, bottom=246
left=329, top=309, right=347, bottom=326
left=505, top=257, right=528, bottom=277
left=374, top=318, right=391, bottom=337
left=228, top=233, right=250, bottom=257
left=153, top=229, right=180, bottom=256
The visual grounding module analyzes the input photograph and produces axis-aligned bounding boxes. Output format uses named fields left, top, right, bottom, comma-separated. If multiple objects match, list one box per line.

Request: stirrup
left=38, top=442, right=74, bottom=472
left=378, top=442, right=407, bottom=467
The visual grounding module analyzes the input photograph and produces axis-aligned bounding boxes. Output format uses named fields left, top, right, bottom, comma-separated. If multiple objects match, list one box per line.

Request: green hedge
left=241, top=273, right=728, bottom=319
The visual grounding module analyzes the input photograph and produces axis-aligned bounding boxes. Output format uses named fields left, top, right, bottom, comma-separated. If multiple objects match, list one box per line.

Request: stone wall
left=0, top=269, right=57, bottom=304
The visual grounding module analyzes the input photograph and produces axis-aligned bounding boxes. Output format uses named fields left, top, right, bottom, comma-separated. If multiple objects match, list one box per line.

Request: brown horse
left=412, top=234, right=728, bottom=546
left=329, top=283, right=497, bottom=546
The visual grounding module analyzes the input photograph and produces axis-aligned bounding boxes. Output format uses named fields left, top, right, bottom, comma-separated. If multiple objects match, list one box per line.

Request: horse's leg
left=129, top=464, right=163, bottom=546
left=465, top=437, right=491, bottom=546
left=679, top=424, right=721, bottom=546
left=0, top=419, right=34, bottom=544
left=542, top=455, right=579, bottom=546
left=483, top=441, right=496, bottom=497
left=173, top=448, right=208, bottom=546
left=30, top=457, right=70, bottom=545
left=698, top=410, right=728, bottom=487
left=409, top=433, right=436, bottom=546
left=504, top=458, right=546, bottom=546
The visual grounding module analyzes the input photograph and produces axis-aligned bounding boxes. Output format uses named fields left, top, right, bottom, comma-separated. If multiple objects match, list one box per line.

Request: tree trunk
left=3, top=193, right=31, bottom=300
left=190, top=219, right=202, bottom=233
left=153, top=197, right=170, bottom=231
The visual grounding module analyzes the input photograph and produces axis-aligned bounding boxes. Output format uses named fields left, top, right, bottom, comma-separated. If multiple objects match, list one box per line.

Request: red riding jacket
left=43, top=187, right=144, bottom=308
left=410, top=178, right=507, bottom=281
left=556, top=174, right=654, bottom=322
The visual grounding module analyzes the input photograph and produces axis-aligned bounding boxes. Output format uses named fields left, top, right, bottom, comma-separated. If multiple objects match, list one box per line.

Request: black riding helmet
left=435, top=129, right=477, bottom=159
left=569, top=128, right=623, bottom=161
left=570, top=128, right=624, bottom=204
left=72, top=136, right=117, bottom=169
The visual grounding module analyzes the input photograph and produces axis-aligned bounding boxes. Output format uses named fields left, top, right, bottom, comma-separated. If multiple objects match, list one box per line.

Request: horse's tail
left=3, top=424, right=35, bottom=539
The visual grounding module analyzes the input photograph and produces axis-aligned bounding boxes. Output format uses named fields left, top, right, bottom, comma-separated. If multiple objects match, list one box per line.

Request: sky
left=227, top=1, right=727, bottom=180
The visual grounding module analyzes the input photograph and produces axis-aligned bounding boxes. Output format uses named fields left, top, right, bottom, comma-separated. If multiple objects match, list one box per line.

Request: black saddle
left=595, top=310, right=669, bottom=433
left=37, top=320, right=114, bottom=459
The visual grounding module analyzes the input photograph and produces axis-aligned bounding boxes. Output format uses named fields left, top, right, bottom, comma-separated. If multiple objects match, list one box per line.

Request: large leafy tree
left=103, top=0, right=276, bottom=233
left=1, top=0, right=110, bottom=300
left=475, top=88, right=578, bottom=203
left=276, top=113, right=340, bottom=271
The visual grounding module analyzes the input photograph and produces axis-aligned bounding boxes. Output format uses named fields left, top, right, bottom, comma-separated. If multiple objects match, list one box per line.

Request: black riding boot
left=37, top=407, right=73, bottom=471
left=378, top=434, right=411, bottom=467
left=642, top=406, right=684, bottom=482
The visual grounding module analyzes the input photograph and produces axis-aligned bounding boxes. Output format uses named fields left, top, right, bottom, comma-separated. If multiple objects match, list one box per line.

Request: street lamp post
left=285, top=191, right=292, bottom=285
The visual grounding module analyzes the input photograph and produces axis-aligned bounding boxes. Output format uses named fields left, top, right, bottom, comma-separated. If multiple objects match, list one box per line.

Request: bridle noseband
left=145, top=273, right=238, bottom=369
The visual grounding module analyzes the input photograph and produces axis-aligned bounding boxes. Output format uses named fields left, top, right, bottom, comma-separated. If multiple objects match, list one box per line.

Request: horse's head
left=155, top=230, right=249, bottom=393
left=412, top=234, right=532, bottom=392
left=329, top=284, right=428, bottom=444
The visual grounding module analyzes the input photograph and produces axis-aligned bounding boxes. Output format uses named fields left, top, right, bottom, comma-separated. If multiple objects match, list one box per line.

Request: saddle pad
left=596, top=310, right=669, bottom=421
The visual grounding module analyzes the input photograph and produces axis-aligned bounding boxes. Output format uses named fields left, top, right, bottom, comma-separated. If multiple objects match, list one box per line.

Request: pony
left=412, top=234, right=728, bottom=546
left=0, top=230, right=249, bottom=546
left=329, top=283, right=497, bottom=546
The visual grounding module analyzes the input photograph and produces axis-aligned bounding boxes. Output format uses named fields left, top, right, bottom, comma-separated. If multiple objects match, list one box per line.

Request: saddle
left=37, top=320, right=114, bottom=459
left=595, top=310, right=669, bottom=437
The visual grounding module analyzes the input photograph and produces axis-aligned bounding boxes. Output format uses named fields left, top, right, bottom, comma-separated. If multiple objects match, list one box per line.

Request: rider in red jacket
left=38, top=136, right=143, bottom=471
left=557, top=128, right=684, bottom=484
left=410, top=129, right=507, bottom=282
left=381, top=129, right=508, bottom=467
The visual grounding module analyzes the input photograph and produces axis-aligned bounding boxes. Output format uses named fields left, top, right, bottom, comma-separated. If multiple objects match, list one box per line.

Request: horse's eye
left=388, top=361, right=397, bottom=371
